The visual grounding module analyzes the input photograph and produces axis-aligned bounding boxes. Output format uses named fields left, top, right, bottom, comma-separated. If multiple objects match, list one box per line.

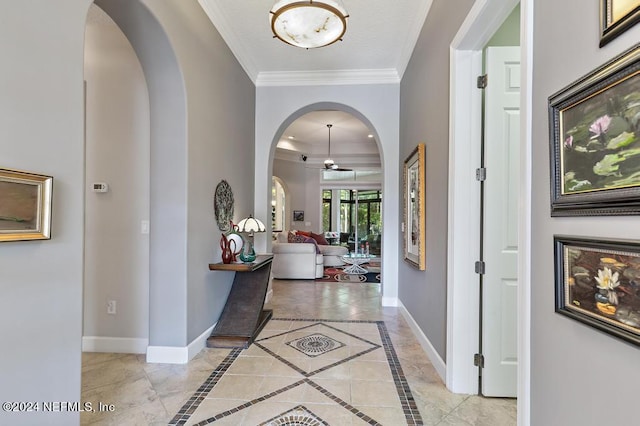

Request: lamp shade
left=269, top=0, right=348, bottom=49
left=236, top=215, right=266, bottom=233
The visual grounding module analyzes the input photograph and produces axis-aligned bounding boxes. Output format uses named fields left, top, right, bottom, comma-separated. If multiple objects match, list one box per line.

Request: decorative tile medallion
left=259, top=405, right=328, bottom=426
left=169, top=319, right=423, bottom=426
left=285, top=333, right=345, bottom=357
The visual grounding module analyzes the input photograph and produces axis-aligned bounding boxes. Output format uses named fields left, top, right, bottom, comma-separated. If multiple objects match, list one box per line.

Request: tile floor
left=81, top=278, right=516, bottom=425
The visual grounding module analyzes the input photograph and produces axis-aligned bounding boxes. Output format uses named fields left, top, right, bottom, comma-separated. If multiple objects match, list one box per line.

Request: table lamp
left=236, top=215, right=266, bottom=262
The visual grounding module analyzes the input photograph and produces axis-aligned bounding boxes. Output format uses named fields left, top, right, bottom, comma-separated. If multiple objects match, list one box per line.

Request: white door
left=482, top=46, right=520, bottom=397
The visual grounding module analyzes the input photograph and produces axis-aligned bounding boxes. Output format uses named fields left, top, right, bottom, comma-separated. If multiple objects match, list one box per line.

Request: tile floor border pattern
left=254, top=321, right=381, bottom=377
left=169, top=318, right=424, bottom=426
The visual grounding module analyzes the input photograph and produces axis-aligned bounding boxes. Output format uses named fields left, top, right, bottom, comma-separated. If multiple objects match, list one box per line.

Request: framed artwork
left=214, top=180, right=234, bottom=232
left=293, top=210, right=304, bottom=222
left=0, top=168, right=53, bottom=242
left=403, top=143, right=426, bottom=270
left=548, top=43, right=640, bottom=216
left=600, top=0, right=640, bottom=47
left=555, top=235, right=640, bottom=346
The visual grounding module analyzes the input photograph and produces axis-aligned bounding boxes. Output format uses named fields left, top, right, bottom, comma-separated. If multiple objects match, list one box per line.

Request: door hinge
left=475, top=261, right=485, bottom=275
left=477, top=74, right=488, bottom=89
left=476, top=167, right=486, bottom=181
left=474, top=353, right=485, bottom=368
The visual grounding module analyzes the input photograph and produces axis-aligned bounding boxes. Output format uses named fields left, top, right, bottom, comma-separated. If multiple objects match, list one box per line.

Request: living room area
left=270, top=111, right=383, bottom=284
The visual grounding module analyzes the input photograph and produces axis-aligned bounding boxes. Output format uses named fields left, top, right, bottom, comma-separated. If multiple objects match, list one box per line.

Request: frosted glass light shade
left=237, top=215, right=266, bottom=234
left=270, top=0, right=348, bottom=49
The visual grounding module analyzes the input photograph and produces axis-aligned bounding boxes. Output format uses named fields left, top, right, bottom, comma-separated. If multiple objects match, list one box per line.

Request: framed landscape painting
left=555, top=236, right=640, bottom=346
left=0, top=168, right=53, bottom=242
left=548, top=43, right=640, bottom=215
left=403, top=143, right=426, bottom=270
left=600, top=0, right=640, bottom=47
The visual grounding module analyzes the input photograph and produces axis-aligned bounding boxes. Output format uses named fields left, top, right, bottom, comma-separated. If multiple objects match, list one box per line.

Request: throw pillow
left=287, top=231, right=297, bottom=243
left=288, top=233, right=320, bottom=253
left=310, top=232, right=329, bottom=245
left=290, top=234, right=308, bottom=243
left=297, top=230, right=312, bottom=237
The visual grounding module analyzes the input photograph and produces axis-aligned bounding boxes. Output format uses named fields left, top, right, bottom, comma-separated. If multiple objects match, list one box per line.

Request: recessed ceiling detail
left=197, top=0, right=433, bottom=84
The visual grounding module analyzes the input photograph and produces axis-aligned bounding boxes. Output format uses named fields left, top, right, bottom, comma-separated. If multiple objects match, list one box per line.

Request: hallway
left=81, top=279, right=516, bottom=425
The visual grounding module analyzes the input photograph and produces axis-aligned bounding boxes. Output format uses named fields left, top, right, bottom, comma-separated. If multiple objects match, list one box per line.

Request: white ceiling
left=197, top=0, right=433, bottom=169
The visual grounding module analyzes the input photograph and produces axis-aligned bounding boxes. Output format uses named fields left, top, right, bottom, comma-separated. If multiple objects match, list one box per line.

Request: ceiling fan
left=323, top=124, right=352, bottom=171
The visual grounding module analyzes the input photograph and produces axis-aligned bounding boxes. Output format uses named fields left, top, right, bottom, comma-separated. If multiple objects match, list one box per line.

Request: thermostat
left=92, top=182, right=109, bottom=193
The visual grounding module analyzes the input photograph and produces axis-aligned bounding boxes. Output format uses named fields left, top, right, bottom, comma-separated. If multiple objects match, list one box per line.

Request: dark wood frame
left=554, top=235, right=640, bottom=347
left=600, top=0, right=640, bottom=47
left=548, top=43, right=640, bottom=216
left=293, top=210, right=304, bottom=222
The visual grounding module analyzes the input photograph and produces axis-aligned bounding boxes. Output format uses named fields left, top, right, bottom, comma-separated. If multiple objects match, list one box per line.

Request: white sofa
left=272, top=242, right=324, bottom=279
left=271, top=231, right=349, bottom=279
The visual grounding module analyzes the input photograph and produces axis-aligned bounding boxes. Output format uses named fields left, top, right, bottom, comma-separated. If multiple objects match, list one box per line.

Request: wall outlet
left=107, top=300, right=117, bottom=315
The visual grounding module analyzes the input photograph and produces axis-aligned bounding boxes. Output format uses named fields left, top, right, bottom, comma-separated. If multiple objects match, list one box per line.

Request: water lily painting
left=549, top=44, right=640, bottom=215
left=555, top=236, right=640, bottom=346
left=0, top=168, right=52, bottom=242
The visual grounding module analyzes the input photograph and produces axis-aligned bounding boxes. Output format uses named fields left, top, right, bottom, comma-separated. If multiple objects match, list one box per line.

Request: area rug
left=316, top=265, right=381, bottom=284
left=169, top=318, right=422, bottom=425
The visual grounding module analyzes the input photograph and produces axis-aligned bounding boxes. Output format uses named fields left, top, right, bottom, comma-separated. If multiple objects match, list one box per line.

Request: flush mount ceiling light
left=269, top=0, right=349, bottom=49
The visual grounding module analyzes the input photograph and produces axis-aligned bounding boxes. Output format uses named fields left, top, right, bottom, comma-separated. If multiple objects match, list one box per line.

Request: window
left=337, top=189, right=382, bottom=254
left=322, top=190, right=332, bottom=232
left=272, top=177, right=285, bottom=232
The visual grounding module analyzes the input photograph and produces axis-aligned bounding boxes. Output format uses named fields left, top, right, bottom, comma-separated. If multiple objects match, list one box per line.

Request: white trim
left=446, top=0, right=521, bottom=396
left=82, top=336, right=148, bottom=354
left=381, top=296, right=398, bottom=307
left=256, top=69, right=400, bottom=87
left=446, top=48, right=483, bottom=394
left=518, top=1, right=533, bottom=424
left=146, top=324, right=215, bottom=364
left=265, top=288, right=273, bottom=305
left=399, top=301, right=446, bottom=382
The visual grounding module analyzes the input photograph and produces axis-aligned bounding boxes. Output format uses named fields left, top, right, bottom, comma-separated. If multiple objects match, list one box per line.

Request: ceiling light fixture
left=324, top=124, right=335, bottom=168
left=269, top=0, right=349, bottom=49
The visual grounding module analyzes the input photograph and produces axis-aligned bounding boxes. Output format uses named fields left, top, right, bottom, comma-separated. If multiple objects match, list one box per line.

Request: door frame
left=446, top=0, right=532, bottom=424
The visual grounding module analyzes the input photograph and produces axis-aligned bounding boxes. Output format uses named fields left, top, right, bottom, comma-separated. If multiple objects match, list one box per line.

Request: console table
left=207, top=255, right=273, bottom=348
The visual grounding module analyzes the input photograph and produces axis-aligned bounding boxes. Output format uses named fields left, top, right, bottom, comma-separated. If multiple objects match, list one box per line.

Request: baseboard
left=381, top=296, right=398, bottom=307
left=398, top=301, right=447, bottom=382
left=146, top=323, right=215, bottom=364
left=82, top=336, right=148, bottom=354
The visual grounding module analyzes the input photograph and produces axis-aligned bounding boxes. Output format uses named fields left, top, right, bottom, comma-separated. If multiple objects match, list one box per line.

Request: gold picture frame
left=0, top=168, right=53, bottom=242
left=403, top=144, right=426, bottom=270
left=600, top=0, right=640, bottom=47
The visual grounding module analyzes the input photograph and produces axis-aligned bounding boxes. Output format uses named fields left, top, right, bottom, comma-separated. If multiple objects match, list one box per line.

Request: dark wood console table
left=207, top=255, right=273, bottom=348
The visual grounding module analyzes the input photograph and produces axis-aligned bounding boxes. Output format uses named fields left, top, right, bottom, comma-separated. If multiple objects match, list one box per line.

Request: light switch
left=141, top=220, right=150, bottom=234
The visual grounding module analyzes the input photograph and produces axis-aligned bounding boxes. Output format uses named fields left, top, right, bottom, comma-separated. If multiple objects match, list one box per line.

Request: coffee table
left=341, top=254, right=372, bottom=274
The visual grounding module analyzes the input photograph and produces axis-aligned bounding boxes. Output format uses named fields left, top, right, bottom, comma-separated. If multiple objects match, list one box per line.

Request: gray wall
left=0, top=1, right=254, bottom=423
left=273, top=158, right=312, bottom=232
left=399, top=0, right=475, bottom=360
left=531, top=1, right=640, bottom=425
left=84, top=4, right=150, bottom=346
left=0, top=1, right=89, bottom=424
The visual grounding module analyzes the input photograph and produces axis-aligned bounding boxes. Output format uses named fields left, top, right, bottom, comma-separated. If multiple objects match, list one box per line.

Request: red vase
left=220, top=234, right=233, bottom=264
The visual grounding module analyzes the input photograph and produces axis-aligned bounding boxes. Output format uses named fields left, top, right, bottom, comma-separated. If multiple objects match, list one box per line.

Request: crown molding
left=197, top=0, right=259, bottom=82
left=256, top=68, right=401, bottom=87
